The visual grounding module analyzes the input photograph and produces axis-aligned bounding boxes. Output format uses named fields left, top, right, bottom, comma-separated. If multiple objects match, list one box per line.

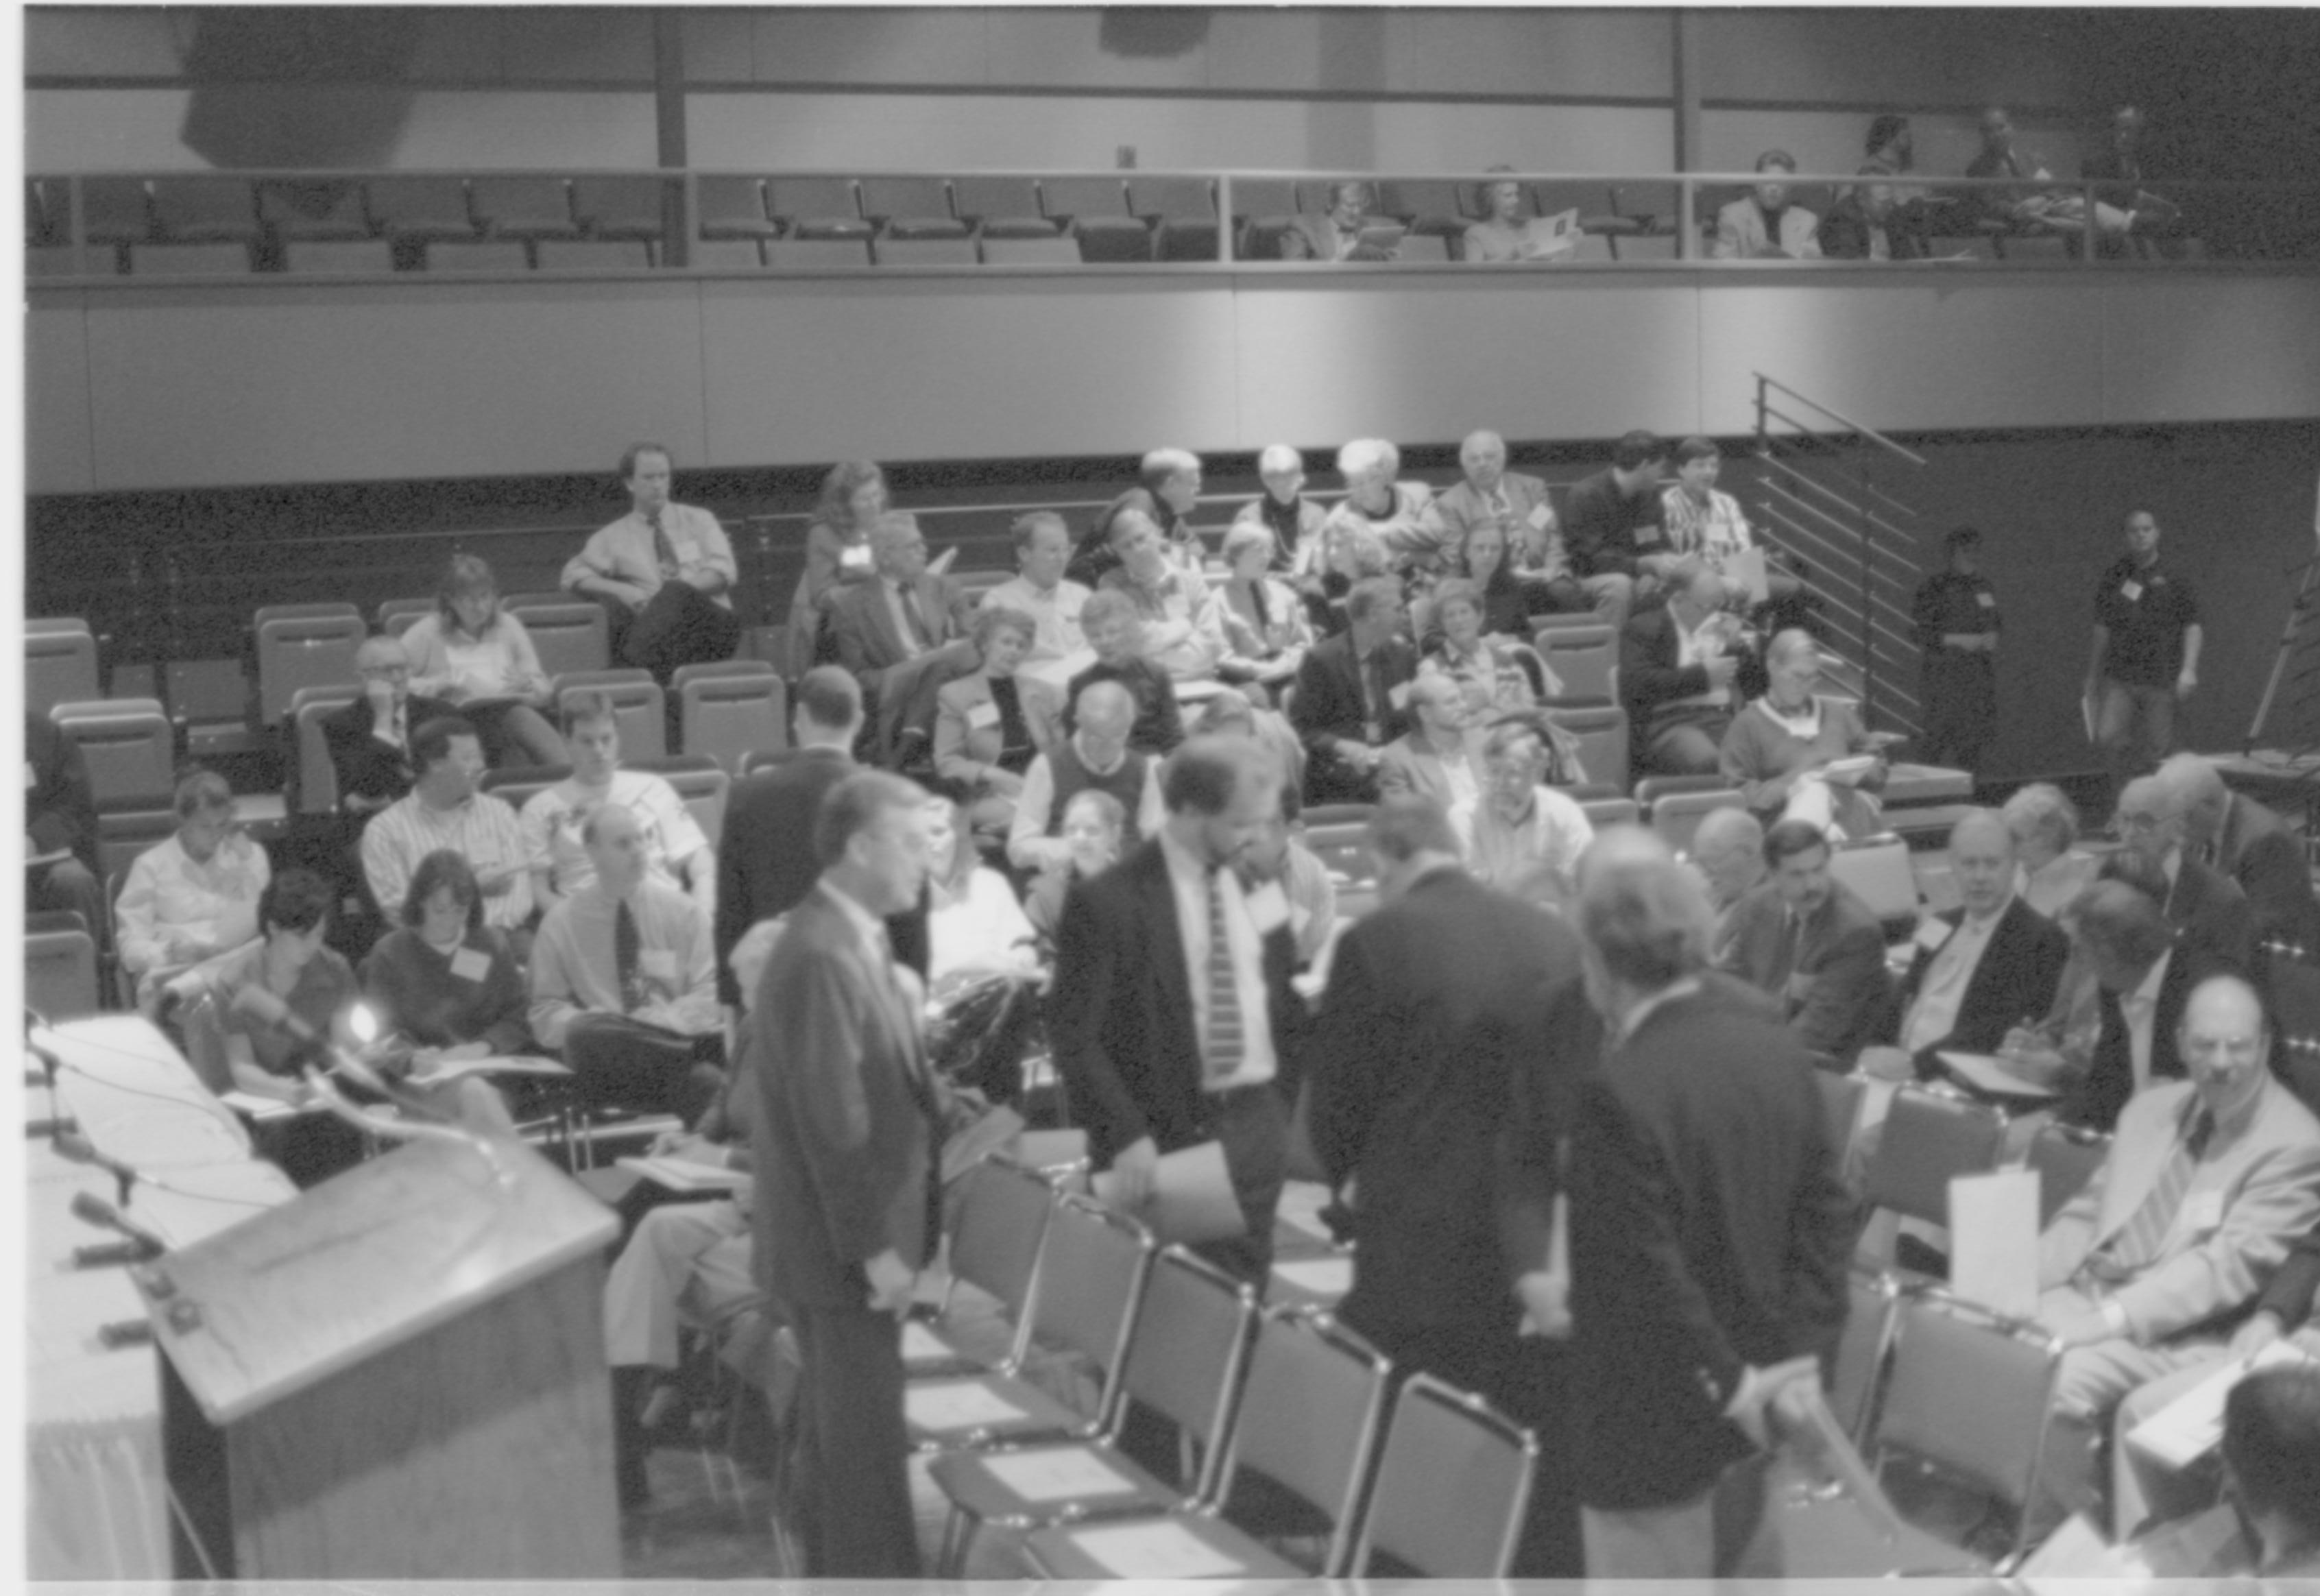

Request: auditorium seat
left=1533, top=622, right=1616, bottom=702
left=128, top=242, right=252, bottom=276
left=1569, top=231, right=1616, bottom=263
left=366, top=176, right=479, bottom=242
left=376, top=597, right=434, bottom=634
left=910, top=1157, right=1055, bottom=1379
left=642, top=758, right=732, bottom=852
left=570, top=175, right=668, bottom=242
left=1929, top=234, right=1998, bottom=261
left=1041, top=177, right=1148, bottom=262
left=1131, top=178, right=1220, bottom=261
left=96, top=808, right=176, bottom=885
left=1641, top=783, right=1746, bottom=856
left=167, top=658, right=261, bottom=760
left=289, top=684, right=361, bottom=814
left=950, top=176, right=1055, bottom=239
left=469, top=176, right=579, bottom=241
left=1375, top=178, right=1465, bottom=241
left=1610, top=232, right=1680, bottom=262
left=1229, top=178, right=1299, bottom=260
left=1350, top=1373, right=1538, bottom=1577
left=256, top=179, right=372, bottom=242
left=476, top=763, right=565, bottom=818
left=2021, top=1120, right=2107, bottom=1226
left=25, top=922, right=101, bottom=1024
left=25, top=625, right=100, bottom=718
left=1829, top=1268, right=1902, bottom=1447
left=505, top=600, right=609, bottom=679
left=872, top=235, right=979, bottom=267
left=26, top=245, right=117, bottom=277
left=1396, top=234, right=1451, bottom=263
left=980, top=236, right=1078, bottom=266
left=554, top=670, right=666, bottom=760
left=765, top=237, right=872, bottom=268
left=1530, top=179, right=1622, bottom=237
left=857, top=176, right=967, bottom=239
left=282, top=239, right=394, bottom=276
left=696, top=176, right=781, bottom=241
left=690, top=238, right=766, bottom=269
left=80, top=177, right=154, bottom=245
left=1828, top=834, right=1920, bottom=940
left=52, top=701, right=176, bottom=813
left=534, top=239, right=653, bottom=272
left=424, top=240, right=531, bottom=274
left=1579, top=795, right=1641, bottom=830
left=149, top=177, right=262, bottom=243
left=1554, top=703, right=1628, bottom=789
left=763, top=178, right=871, bottom=240
left=674, top=662, right=786, bottom=773
left=255, top=607, right=365, bottom=725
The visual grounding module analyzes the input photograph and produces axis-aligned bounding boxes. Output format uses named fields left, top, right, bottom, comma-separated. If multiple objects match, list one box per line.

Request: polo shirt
left=2094, top=555, right=2198, bottom=688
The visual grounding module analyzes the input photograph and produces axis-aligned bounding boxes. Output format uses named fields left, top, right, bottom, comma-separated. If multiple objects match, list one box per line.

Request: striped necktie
left=1202, top=867, right=1246, bottom=1083
left=2092, top=1107, right=2212, bottom=1281
left=648, top=510, right=679, bottom=579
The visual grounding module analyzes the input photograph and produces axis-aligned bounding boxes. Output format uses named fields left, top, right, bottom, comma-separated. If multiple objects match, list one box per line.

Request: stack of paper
left=2127, top=1340, right=2319, bottom=1471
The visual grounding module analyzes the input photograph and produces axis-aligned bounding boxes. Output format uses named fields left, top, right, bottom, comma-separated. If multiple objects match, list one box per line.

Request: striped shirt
left=361, top=791, right=533, bottom=929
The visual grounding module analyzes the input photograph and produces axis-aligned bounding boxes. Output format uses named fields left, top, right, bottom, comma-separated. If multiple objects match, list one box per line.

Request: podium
left=134, top=1133, right=621, bottom=1578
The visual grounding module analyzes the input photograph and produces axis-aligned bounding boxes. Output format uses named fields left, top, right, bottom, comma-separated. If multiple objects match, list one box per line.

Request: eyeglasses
left=359, top=664, right=410, bottom=681
left=2116, top=810, right=2168, bottom=833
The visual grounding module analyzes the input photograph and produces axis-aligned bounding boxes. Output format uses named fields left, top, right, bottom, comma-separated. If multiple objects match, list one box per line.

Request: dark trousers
left=790, top=1301, right=921, bottom=1577
left=1919, top=653, right=1996, bottom=774
left=614, top=584, right=742, bottom=683
left=561, top=1013, right=726, bottom=1121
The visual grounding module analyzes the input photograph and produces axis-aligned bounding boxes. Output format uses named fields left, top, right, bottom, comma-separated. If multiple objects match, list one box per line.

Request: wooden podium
left=134, top=1133, right=621, bottom=1578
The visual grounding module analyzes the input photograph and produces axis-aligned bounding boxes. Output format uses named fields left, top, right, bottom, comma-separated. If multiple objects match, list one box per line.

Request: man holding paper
left=2029, top=974, right=2320, bottom=1537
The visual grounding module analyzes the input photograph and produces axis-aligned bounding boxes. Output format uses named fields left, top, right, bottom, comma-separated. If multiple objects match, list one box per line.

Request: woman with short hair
left=359, top=849, right=526, bottom=1135
left=785, top=459, right=889, bottom=676
left=1321, top=438, right=1436, bottom=570
left=118, top=766, right=269, bottom=1008
left=934, top=605, right=1059, bottom=835
left=399, top=553, right=565, bottom=768
left=1217, top=520, right=1315, bottom=688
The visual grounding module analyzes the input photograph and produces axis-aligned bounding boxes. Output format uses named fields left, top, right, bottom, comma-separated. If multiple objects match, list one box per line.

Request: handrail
left=1754, top=375, right=1928, bottom=468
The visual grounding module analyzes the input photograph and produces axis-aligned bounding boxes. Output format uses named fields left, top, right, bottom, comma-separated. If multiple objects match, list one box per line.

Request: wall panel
left=2098, top=276, right=2320, bottom=424
left=26, top=300, right=97, bottom=496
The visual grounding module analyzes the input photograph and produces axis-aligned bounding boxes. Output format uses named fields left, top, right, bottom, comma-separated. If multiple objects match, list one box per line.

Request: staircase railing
left=1750, top=373, right=1928, bottom=738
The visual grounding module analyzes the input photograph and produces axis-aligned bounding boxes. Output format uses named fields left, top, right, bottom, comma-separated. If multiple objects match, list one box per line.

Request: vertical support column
left=1671, top=8, right=1702, bottom=262
left=654, top=10, right=689, bottom=269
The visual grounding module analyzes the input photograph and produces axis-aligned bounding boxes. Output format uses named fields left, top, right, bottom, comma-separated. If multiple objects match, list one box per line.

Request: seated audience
left=1821, top=114, right=1934, bottom=260
left=1720, top=817, right=1893, bottom=1064
left=1250, top=793, right=1338, bottom=969
left=529, top=806, right=723, bottom=1123
left=784, top=459, right=888, bottom=677
left=924, top=797, right=1039, bottom=987
left=1215, top=521, right=1314, bottom=688
left=360, top=716, right=533, bottom=938
left=1232, top=443, right=1327, bottom=575
left=1963, top=106, right=2060, bottom=229
left=2005, top=782, right=2102, bottom=919
left=520, top=692, right=714, bottom=919
left=1098, top=509, right=1232, bottom=681
left=1300, top=515, right=1393, bottom=638
left=1189, top=687, right=1307, bottom=816
left=323, top=633, right=459, bottom=819
left=1281, top=181, right=1395, bottom=262
left=826, top=509, right=976, bottom=714
left=980, top=510, right=1090, bottom=666
left=1292, top=576, right=1418, bottom=805
left=1623, top=561, right=1752, bottom=777
left=357, top=848, right=524, bottom=1135
left=2220, top=1365, right=2320, bottom=1575
left=1322, top=437, right=1438, bottom=570
left=1067, top=447, right=1205, bottom=588
left=25, top=710, right=103, bottom=939
left=2029, top=974, right=2320, bottom=1538
left=2114, top=772, right=2255, bottom=973
left=1421, top=575, right=1563, bottom=740
left=1065, top=591, right=1185, bottom=755
left=1462, top=170, right=1575, bottom=263
left=118, top=767, right=269, bottom=1009
left=1659, top=437, right=1808, bottom=625
left=1434, top=522, right=1555, bottom=646
left=934, top=605, right=1060, bottom=837
left=1427, top=430, right=1585, bottom=610
left=1025, top=788, right=1126, bottom=946
left=1713, top=149, right=1824, bottom=260
left=1378, top=672, right=1483, bottom=814
left=1009, top=679, right=1165, bottom=873
left=1721, top=628, right=1887, bottom=839
left=1689, top=806, right=1766, bottom=951
left=1563, top=429, right=1677, bottom=628
left=399, top=554, right=565, bottom=769
left=2083, top=104, right=2173, bottom=250
left=1883, top=808, right=2070, bottom=1074
left=561, top=442, right=740, bottom=681
left=2163, top=752, right=2319, bottom=954
left=1451, top=715, right=1595, bottom=901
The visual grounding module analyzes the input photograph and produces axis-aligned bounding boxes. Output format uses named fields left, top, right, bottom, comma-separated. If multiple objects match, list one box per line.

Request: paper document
left=1518, top=210, right=1580, bottom=260
left=1068, top=1519, right=1248, bottom=1578
left=2127, top=1340, right=2317, bottom=1471
left=1091, top=1139, right=1246, bottom=1245
left=2015, top=1514, right=2135, bottom=1582
left=905, top=1380, right=1031, bottom=1432
left=1723, top=544, right=1772, bottom=605
left=899, top=1321, right=954, bottom=1363
left=404, top=1053, right=572, bottom=1088
left=980, top=1446, right=1142, bottom=1503
left=218, top=1090, right=305, bottom=1123
left=1948, top=1168, right=2042, bottom=1319
left=1937, top=1050, right=2063, bottom=1101
left=614, top=1155, right=751, bottom=1195
left=1271, top=1257, right=1353, bottom=1301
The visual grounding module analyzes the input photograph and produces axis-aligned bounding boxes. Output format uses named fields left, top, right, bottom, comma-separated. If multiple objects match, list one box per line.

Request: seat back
left=256, top=612, right=366, bottom=724
left=366, top=176, right=475, bottom=240
left=96, top=809, right=177, bottom=881
left=1829, top=834, right=1920, bottom=936
left=678, top=666, right=787, bottom=773
left=1552, top=704, right=1628, bottom=790
left=506, top=600, right=610, bottom=680
left=56, top=706, right=176, bottom=811
left=1222, top=1306, right=1392, bottom=1575
left=554, top=670, right=666, bottom=759
left=468, top=176, right=577, bottom=239
left=1649, top=787, right=1747, bottom=857
left=856, top=176, right=956, bottom=228
left=950, top=176, right=1050, bottom=232
left=945, top=1157, right=1057, bottom=1365
left=1302, top=821, right=1374, bottom=891
left=377, top=596, right=435, bottom=633
left=1875, top=1288, right=2063, bottom=1554
left=1353, top=1373, right=1537, bottom=1577
left=149, top=176, right=260, bottom=241
left=655, top=761, right=731, bottom=845
left=763, top=178, right=867, bottom=235
left=1531, top=621, right=1616, bottom=702
left=2023, top=1122, right=2110, bottom=1226
left=1116, top=1247, right=1259, bottom=1499
left=1579, top=795, right=1641, bottom=829
left=26, top=627, right=101, bottom=718
left=25, top=926, right=101, bottom=1023
left=1862, top=1085, right=2007, bottom=1227
left=479, top=763, right=570, bottom=819
left=1831, top=1267, right=1902, bottom=1446
left=696, top=176, right=775, bottom=238
left=1024, top=1194, right=1157, bottom=1425
left=256, top=178, right=370, bottom=241
left=1128, top=177, right=1216, bottom=221
left=1041, top=176, right=1131, bottom=224
left=570, top=175, right=668, bottom=241
left=289, top=685, right=362, bottom=815
left=1817, top=1069, right=1868, bottom=1164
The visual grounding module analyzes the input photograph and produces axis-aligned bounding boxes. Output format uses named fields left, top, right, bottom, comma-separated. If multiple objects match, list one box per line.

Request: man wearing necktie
left=750, top=772, right=945, bottom=1577
left=827, top=511, right=978, bottom=758
left=2029, top=974, right=2320, bottom=1537
left=1290, top=577, right=1418, bottom=806
left=561, top=442, right=741, bottom=682
left=1718, top=819, right=1892, bottom=1065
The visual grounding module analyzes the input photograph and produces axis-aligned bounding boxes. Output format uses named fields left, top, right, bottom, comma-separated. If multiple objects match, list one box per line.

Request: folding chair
left=26, top=625, right=100, bottom=718
left=2022, top=1120, right=2109, bottom=1226
left=469, top=176, right=579, bottom=241
left=1857, top=1083, right=2007, bottom=1271
left=696, top=176, right=780, bottom=241
left=1830, top=1267, right=1903, bottom=1447
left=1026, top=1303, right=1393, bottom=1578
left=149, top=177, right=261, bottom=243
left=910, top=1156, right=1059, bottom=1380
left=553, top=670, right=664, bottom=758
left=675, top=662, right=787, bottom=773
left=857, top=176, right=965, bottom=239
left=1351, top=1373, right=1538, bottom=1576
left=570, top=175, right=669, bottom=241
left=25, top=923, right=101, bottom=1022
left=256, top=609, right=366, bottom=725
left=1817, top=1069, right=1869, bottom=1170
left=1531, top=621, right=1617, bottom=703
left=1554, top=704, right=1628, bottom=790
left=928, top=1246, right=1258, bottom=1575
left=504, top=600, right=609, bottom=681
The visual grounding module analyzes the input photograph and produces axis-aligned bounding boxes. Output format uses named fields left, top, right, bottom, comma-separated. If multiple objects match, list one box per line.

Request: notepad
left=1936, top=1049, right=2064, bottom=1100
left=1948, top=1168, right=2041, bottom=1319
left=981, top=1446, right=1141, bottom=1503
left=1271, top=1257, right=1353, bottom=1299
left=905, top=1381, right=1030, bottom=1431
left=900, top=1320, right=954, bottom=1363
left=614, top=1155, right=751, bottom=1195
left=1067, top=1518, right=1248, bottom=1577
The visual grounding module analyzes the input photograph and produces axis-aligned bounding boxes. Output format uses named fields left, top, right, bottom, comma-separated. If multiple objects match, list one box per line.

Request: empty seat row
left=26, top=174, right=673, bottom=249
left=29, top=237, right=663, bottom=278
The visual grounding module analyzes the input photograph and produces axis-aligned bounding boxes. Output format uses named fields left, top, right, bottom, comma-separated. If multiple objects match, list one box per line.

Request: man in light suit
left=2166, top=753, right=2319, bottom=954
left=1281, top=180, right=1394, bottom=262
left=749, top=770, right=947, bottom=1577
left=1720, top=818, right=1892, bottom=1065
left=827, top=511, right=977, bottom=749
left=1375, top=672, right=1481, bottom=814
left=1713, top=150, right=1824, bottom=260
left=1423, top=429, right=1562, bottom=588
left=2031, top=974, right=2320, bottom=1536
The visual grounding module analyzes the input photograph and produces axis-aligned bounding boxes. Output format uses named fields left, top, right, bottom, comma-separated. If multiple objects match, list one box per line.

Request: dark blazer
left=1569, top=982, right=1854, bottom=1511
left=2214, top=792, right=2318, bottom=952
left=1887, top=895, right=2071, bottom=1076
left=2070, top=946, right=2223, bottom=1133
left=1305, top=868, right=1597, bottom=1340
left=827, top=572, right=972, bottom=697
left=1049, top=837, right=1305, bottom=1167
left=320, top=692, right=459, bottom=812
left=749, top=884, right=944, bottom=1309
left=1721, top=879, right=1894, bottom=1065
left=1619, top=605, right=1765, bottom=734
left=1289, top=631, right=1417, bottom=760
left=2166, top=853, right=2255, bottom=975
left=25, top=712, right=95, bottom=868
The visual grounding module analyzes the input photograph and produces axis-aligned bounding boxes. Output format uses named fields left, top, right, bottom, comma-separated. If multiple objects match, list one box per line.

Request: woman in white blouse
left=1320, top=437, right=1436, bottom=570
left=924, top=798, right=1039, bottom=987
left=119, top=768, right=271, bottom=1009
left=399, top=555, right=566, bottom=768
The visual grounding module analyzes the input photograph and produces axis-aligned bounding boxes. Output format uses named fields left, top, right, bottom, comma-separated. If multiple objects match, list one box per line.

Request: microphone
left=55, top=1130, right=141, bottom=1206
left=69, top=1190, right=166, bottom=1264
left=303, top=1067, right=517, bottom=1194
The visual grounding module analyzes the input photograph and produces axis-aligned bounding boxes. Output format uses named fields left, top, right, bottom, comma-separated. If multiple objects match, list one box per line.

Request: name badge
left=640, top=949, right=677, bottom=981
left=1636, top=523, right=1664, bottom=546
left=1244, top=882, right=1291, bottom=935
left=449, top=946, right=493, bottom=983
left=2120, top=580, right=2144, bottom=603
left=967, top=701, right=1001, bottom=732
left=1975, top=590, right=1996, bottom=609
left=1527, top=503, right=1551, bottom=533
left=2182, top=1190, right=2223, bottom=1234
left=23, top=762, right=34, bottom=790
left=1913, top=919, right=1953, bottom=953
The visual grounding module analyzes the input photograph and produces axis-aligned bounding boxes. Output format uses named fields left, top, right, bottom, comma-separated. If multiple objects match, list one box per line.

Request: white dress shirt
left=2123, top=947, right=2173, bottom=1097
left=1901, top=900, right=2005, bottom=1054
left=1157, top=830, right=1277, bottom=1089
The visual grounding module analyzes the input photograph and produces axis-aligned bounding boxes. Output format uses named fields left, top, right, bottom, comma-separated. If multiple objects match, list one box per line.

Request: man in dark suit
left=1288, top=576, right=1416, bottom=806
left=1621, top=563, right=1758, bottom=778
left=319, top=633, right=459, bottom=818
left=1567, top=827, right=1853, bottom=1577
left=1720, top=819, right=1893, bottom=1065
left=748, top=769, right=945, bottom=1577
left=2167, top=754, right=2319, bottom=955
left=2116, top=772, right=2254, bottom=973
left=1888, top=808, right=2071, bottom=1078
left=826, top=511, right=976, bottom=738
left=2064, top=880, right=2223, bottom=1132
left=1050, top=736, right=1306, bottom=1287
left=1305, top=795, right=1596, bottom=1575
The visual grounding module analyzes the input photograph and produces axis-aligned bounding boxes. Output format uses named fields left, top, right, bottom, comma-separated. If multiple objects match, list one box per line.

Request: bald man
left=1427, top=430, right=1564, bottom=585
left=320, top=635, right=463, bottom=818
left=1690, top=806, right=1765, bottom=939
left=2162, top=753, right=2318, bottom=954
left=1007, top=679, right=1166, bottom=873
left=1883, top=808, right=2071, bottom=1077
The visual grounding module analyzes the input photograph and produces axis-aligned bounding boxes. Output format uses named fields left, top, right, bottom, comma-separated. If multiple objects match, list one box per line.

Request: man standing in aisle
left=2086, top=509, right=2200, bottom=808
left=564, top=442, right=741, bottom=680
left=1910, top=526, right=2001, bottom=775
